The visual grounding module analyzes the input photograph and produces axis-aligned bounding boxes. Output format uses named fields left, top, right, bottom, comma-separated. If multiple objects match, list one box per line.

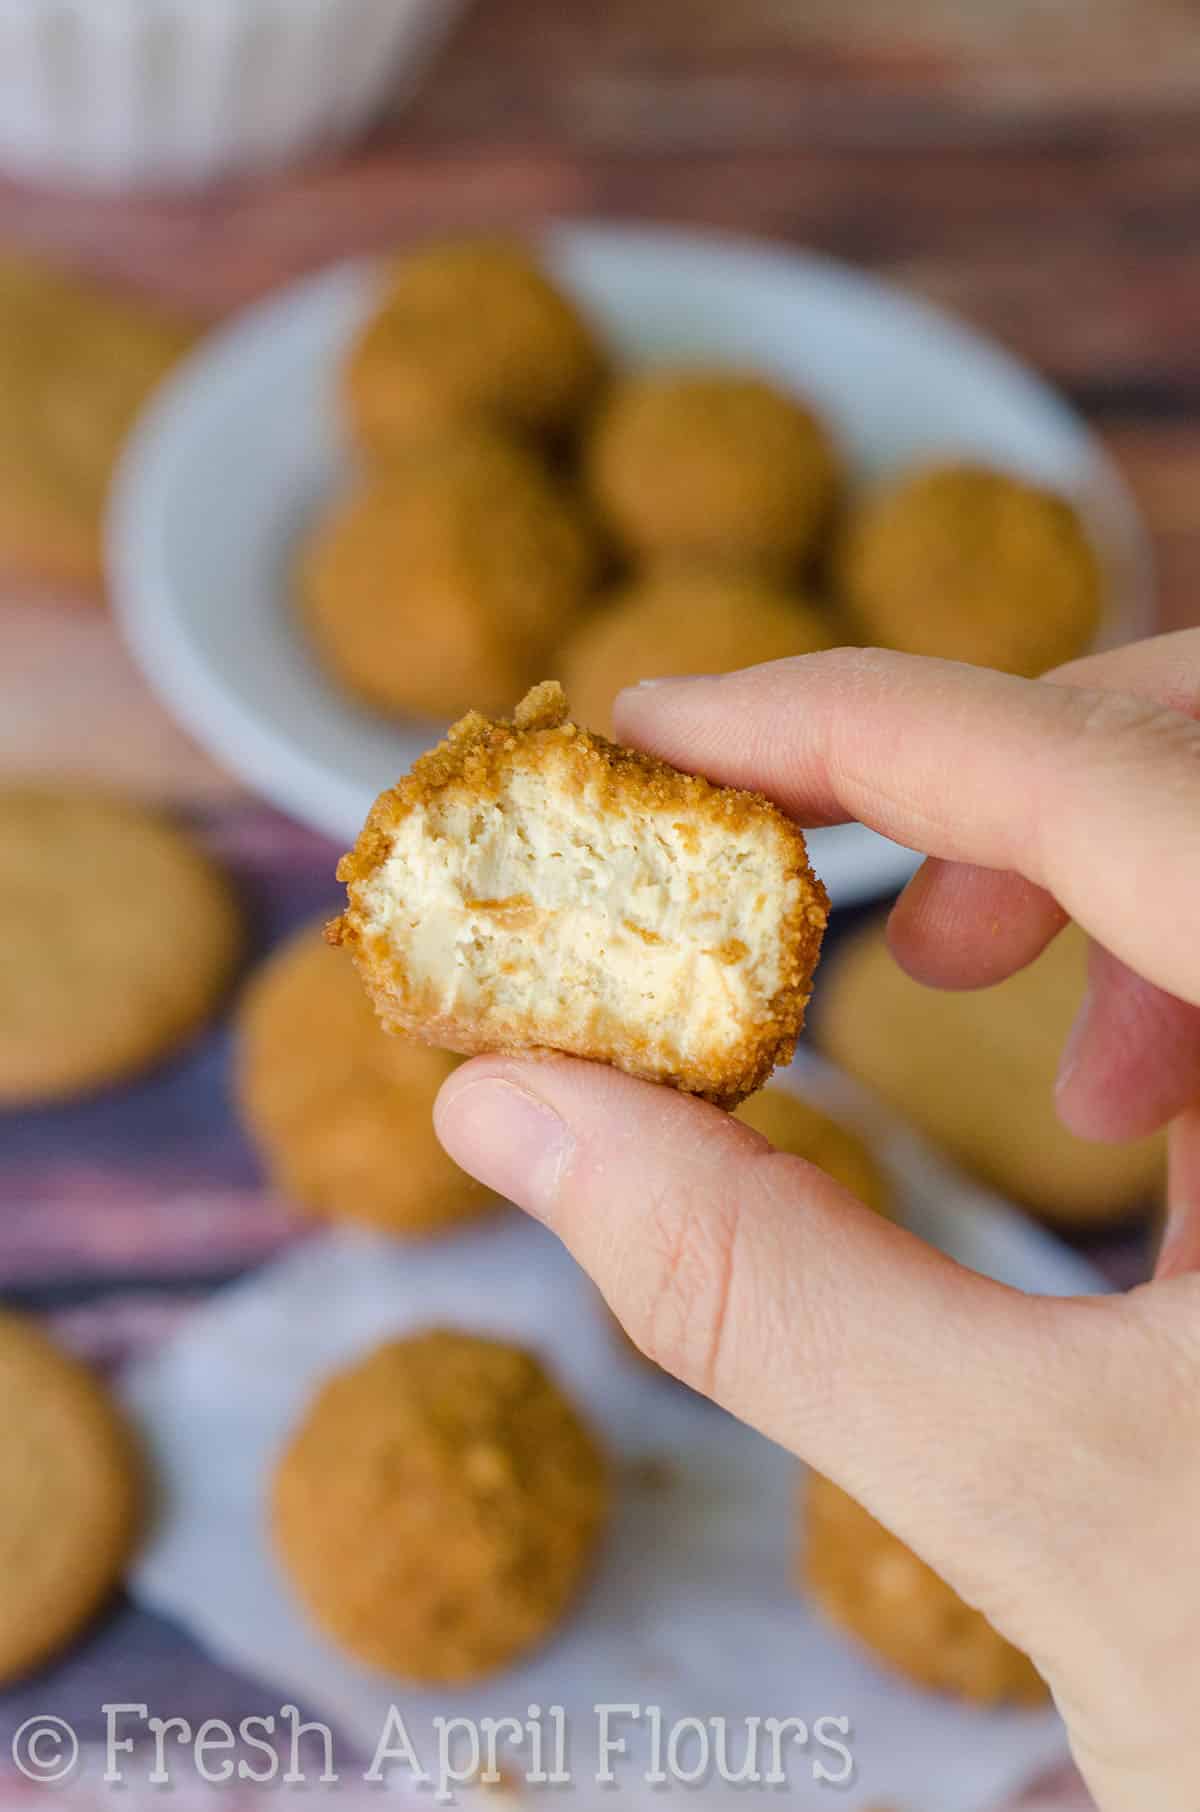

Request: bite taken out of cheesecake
left=329, top=682, right=828, bottom=1108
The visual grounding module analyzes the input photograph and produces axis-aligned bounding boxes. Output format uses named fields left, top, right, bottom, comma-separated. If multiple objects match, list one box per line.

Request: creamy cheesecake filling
left=361, top=760, right=796, bottom=1067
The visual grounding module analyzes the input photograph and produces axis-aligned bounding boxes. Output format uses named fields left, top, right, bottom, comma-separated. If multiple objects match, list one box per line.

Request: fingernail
left=1056, top=985, right=1093, bottom=1095
left=436, top=1077, right=572, bottom=1221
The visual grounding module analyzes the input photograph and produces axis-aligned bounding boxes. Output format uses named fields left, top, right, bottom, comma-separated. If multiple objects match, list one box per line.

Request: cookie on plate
left=803, top=1471, right=1046, bottom=1705
left=834, top=461, right=1103, bottom=677
left=236, top=921, right=491, bottom=1236
left=585, top=369, right=839, bottom=572
left=273, top=1329, right=609, bottom=1683
left=558, top=564, right=836, bottom=738
left=0, top=260, right=194, bottom=591
left=300, top=430, right=596, bottom=721
left=0, top=789, right=242, bottom=1104
left=0, top=1312, right=141, bottom=1684
left=330, top=681, right=829, bottom=1108
left=816, top=919, right=1165, bottom=1226
left=344, top=239, right=607, bottom=457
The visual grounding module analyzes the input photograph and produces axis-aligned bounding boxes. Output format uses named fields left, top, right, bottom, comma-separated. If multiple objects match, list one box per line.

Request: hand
left=435, top=630, right=1200, bottom=1812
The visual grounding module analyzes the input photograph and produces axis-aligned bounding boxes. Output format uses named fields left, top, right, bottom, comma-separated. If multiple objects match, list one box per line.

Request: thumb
left=434, top=1055, right=1088, bottom=1602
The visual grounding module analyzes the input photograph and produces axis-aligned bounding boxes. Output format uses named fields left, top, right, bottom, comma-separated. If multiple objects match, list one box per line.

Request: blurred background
left=2, top=5, right=1198, bottom=1810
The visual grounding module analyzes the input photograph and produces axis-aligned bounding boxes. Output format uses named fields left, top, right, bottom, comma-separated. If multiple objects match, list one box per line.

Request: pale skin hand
left=434, top=629, right=1200, bottom=1812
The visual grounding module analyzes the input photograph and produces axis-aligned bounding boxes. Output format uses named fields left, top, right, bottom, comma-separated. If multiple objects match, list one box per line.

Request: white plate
left=110, top=223, right=1152, bottom=905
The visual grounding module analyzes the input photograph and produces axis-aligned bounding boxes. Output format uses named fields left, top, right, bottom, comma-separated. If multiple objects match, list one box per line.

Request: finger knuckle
left=635, top=1180, right=743, bottom=1396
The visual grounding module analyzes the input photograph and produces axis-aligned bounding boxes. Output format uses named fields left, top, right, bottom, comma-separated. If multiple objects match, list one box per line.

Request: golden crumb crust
left=330, top=682, right=829, bottom=1108
left=802, top=1472, right=1047, bottom=1706
left=557, top=564, right=837, bottom=737
left=0, top=1312, right=141, bottom=1684
left=299, top=431, right=596, bottom=721
left=344, top=239, right=607, bottom=458
left=817, top=918, right=1164, bottom=1226
left=834, top=461, right=1103, bottom=677
left=272, top=1329, right=609, bottom=1683
left=235, top=922, right=492, bottom=1237
left=0, top=788, right=242, bottom=1104
left=585, top=368, right=840, bottom=572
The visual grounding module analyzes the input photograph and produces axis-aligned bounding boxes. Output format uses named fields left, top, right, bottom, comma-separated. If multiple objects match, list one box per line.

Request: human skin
left=434, top=630, right=1200, bottom=1812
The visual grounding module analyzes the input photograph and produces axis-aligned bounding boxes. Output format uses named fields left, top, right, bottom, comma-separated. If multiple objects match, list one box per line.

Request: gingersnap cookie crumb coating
left=272, top=1329, right=609, bottom=1683
left=330, top=682, right=828, bottom=1108
left=0, top=1312, right=141, bottom=1684
left=236, top=922, right=490, bottom=1237
left=585, top=369, right=839, bottom=571
left=803, top=1472, right=1046, bottom=1706
left=299, top=431, right=596, bottom=722
left=344, top=239, right=606, bottom=457
left=835, top=461, right=1103, bottom=677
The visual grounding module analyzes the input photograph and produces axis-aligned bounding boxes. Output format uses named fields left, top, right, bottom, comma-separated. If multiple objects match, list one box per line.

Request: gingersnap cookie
left=273, top=1329, right=609, bottom=1683
left=0, top=1312, right=140, bottom=1684
left=803, top=1471, right=1046, bottom=1705
left=558, top=564, right=836, bottom=738
left=735, top=1087, right=892, bottom=1218
left=0, top=260, right=194, bottom=591
left=817, top=919, right=1165, bottom=1227
left=344, top=239, right=607, bottom=458
left=330, top=682, right=829, bottom=1109
left=0, top=789, right=242, bottom=1104
left=585, top=369, right=839, bottom=572
left=834, top=461, right=1103, bottom=677
left=300, top=429, right=596, bottom=721
left=236, top=921, right=491, bottom=1236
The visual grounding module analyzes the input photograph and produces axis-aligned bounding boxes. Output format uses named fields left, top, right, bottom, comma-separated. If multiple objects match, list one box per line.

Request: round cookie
left=344, top=239, right=606, bottom=457
left=834, top=461, right=1103, bottom=677
left=0, top=789, right=242, bottom=1104
left=300, top=430, right=596, bottom=721
left=558, top=565, right=835, bottom=737
left=803, top=1471, right=1045, bottom=1705
left=0, top=1312, right=140, bottom=1683
left=735, top=1087, right=892, bottom=1218
left=817, top=919, right=1165, bottom=1226
left=237, top=922, right=491, bottom=1236
left=0, top=259, right=194, bottom=591
left=273, top=1330, right=609, bottom=1683
left=585, top=369, right=839, bottom=571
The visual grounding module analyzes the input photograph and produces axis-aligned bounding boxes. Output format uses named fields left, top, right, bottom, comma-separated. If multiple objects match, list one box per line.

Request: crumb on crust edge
left=328, top=681, right=829, bottom=1109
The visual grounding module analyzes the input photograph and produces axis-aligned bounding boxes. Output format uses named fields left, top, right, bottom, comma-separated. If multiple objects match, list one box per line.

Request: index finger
left=612, top=641, right=1200, bottom=1008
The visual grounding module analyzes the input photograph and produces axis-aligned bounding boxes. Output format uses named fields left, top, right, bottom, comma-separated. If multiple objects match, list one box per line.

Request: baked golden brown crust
left=0, top=260, right=194, bottom=592
left=0, top=788, right=242, bottom=1104
left=816, top=918, right=1165, bottom=1226
left=235, top=922, right=492, bottom=1236
left=344, top=239, right=607, bottom=457
left=330, top=682, right=829, bottom=1108
left=0, top=1313, right=141, bottom=1684
left=802, top=1472, right=1046, bottom=1706
left=299, top=431, right=596, bottom=721
left=272, top=1329, right=609, bottom=1683
left=834, top=461, right=1103, bottom=677
left=584, top=369, right=839, bottom=571
left=558, top=564, right=836, bottom=738
left=735, top=1087, right=892, bottom=1218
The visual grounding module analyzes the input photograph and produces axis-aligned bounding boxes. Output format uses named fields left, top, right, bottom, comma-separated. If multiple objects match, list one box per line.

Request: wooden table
left=1, top=6, right=1194, bottom=1807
